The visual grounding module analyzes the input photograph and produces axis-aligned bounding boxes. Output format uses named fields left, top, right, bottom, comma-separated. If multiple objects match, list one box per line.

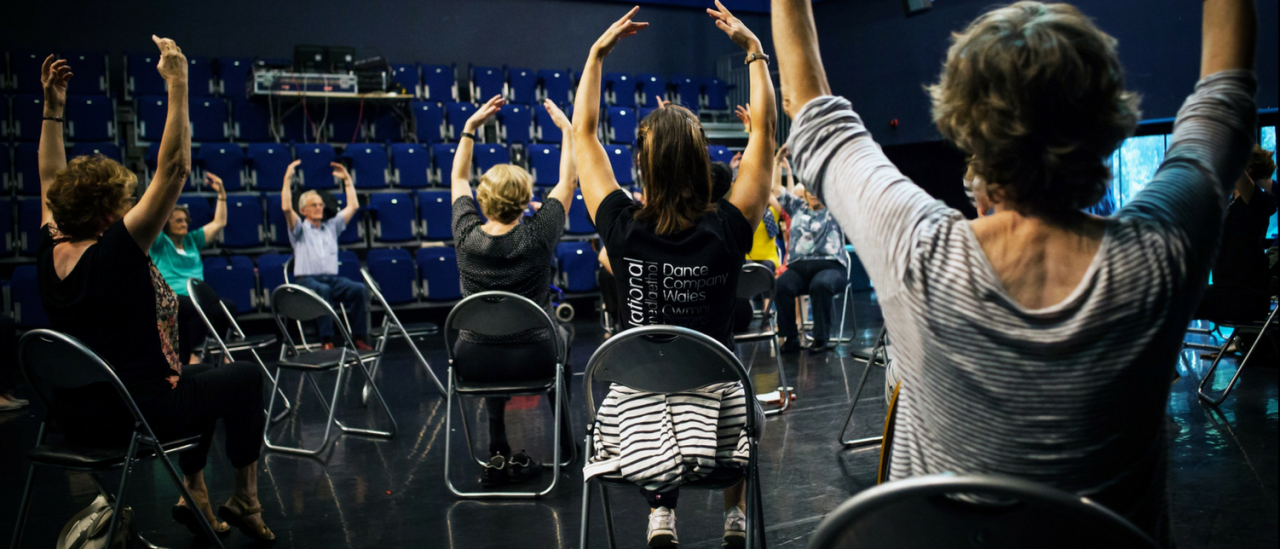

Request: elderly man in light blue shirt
left=281, top=159, right=370, bottom=349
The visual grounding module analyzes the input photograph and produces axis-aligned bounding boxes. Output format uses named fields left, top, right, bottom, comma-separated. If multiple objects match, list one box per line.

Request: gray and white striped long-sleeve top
left=787, top=70, right=1257, bottom=536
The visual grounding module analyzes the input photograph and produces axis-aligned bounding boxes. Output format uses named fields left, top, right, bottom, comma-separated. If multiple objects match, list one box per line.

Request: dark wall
left=0, top=0, right=770, bottom=80
left=812, top=0, right=1280, bottom=145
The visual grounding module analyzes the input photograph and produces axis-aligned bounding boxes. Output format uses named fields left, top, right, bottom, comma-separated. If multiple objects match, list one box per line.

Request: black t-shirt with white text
left=595, top=189, right=755, bottom=348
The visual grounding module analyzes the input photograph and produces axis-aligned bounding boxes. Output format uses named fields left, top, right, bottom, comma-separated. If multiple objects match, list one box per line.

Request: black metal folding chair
left=264, top=284, right=396, bottom=456
left=839, top=326, right=890, bottom=448
left=10, top=330, right=226, bottom=549
left=735, top=263, right=792, bottom=415
left=442, top=291, right=573, bottom=498
left=806, top=473, right=1159, bottom=549
left=1198, top=296, right=1279, bottom=406
left=187, top=278, right=292, bottom=423
left=361, top=268, right=445, bottom=398
left=578, top=325, right=767, bottom=549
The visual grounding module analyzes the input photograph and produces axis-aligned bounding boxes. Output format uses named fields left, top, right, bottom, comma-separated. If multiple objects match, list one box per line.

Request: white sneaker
left=723, top=506, right=746, bottom=548
left=647, top=506, right=678, bottom=547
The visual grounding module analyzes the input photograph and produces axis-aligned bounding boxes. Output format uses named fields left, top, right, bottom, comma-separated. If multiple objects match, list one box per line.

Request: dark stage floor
left=1, top=294, right=1276, bottom=548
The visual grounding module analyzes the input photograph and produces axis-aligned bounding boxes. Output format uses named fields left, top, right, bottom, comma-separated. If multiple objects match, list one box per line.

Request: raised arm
left=711, top=1, right=775, bottom=225
left=334, top=162, right=359, bottom=224
left=202, top=172, right=227, bottom=244
left=452, top=95, right=505, bottom=204
left=573, top=7, right=648, bottom=222
left=124, top=36, right=190, bottom=251
left=281, top=159, right=301, bottom=231
left=543, top=99, right=579, bottom=206
left=38, top=55, right=72, bottom=227
left=771, top=0, right=831, bottom=119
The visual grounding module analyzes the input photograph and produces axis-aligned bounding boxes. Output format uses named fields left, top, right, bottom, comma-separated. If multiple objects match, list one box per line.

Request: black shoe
left=480, top=453, right=509, bottom=487
left=507, top=450, right=544, bottom=484
left=809, top=341, right=832, bottom=353
left=779, top=338, right=801, bottom=354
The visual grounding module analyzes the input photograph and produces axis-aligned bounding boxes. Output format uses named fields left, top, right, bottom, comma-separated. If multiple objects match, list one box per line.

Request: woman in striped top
left=771, top=0, right=1257, bottom=543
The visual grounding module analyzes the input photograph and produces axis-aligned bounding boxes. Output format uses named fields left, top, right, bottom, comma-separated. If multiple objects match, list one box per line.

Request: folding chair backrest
left=583, top=325, right=751, bottom=422
left=18, top=329, right=144, bottom=421
left=806, top=474, right=1159, bottom=549
left=737, top=263, right=775, bottom=301
left=444, top=291, right=561, bottom=361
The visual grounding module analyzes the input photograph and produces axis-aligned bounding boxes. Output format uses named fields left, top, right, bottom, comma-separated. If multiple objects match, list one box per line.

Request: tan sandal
left=217, top=494, right=275, bottom=541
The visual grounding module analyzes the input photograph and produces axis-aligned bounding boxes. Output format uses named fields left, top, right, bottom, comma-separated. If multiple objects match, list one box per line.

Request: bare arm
left=281, top=159, right=301, bottom=231
left=711, top=1, right=775, bottom=225
left=452, top=95, right=504, bottom=204
left=573, top=7, right=648, bottom=223
left=334, top=162, right=359, bottom=224
left=543, top=99, right=579, bottom=207
left=772, top=0, right=832, bottom=119
left=37, top=55, right=72, bottom=227
left=201, top=172, right=227, bottom=244
left=1201, top=0, right=1256, bottom=78
left=124, top=36, right=190, bottom=251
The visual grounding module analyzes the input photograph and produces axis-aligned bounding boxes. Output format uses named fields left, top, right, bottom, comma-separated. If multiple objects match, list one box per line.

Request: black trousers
left=176, top=295, right=210, bottom=364
left=453, top=332, right=573, bottom=458
left=775, top=260, right=848, bottom=344
left=59, top=363, right=266, bottom=475
left=0, top=315, right=16, bottom=394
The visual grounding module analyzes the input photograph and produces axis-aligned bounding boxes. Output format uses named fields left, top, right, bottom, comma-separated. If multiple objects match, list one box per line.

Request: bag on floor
left=56, top=494, right=132, bottom=549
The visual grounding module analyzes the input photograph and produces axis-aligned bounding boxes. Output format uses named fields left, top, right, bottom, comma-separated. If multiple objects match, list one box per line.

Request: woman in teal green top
left=151, top=172, right=228, bottom=364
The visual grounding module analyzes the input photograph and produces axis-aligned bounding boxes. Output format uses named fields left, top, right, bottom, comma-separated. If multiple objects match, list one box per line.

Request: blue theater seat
left=538, top=69, right=573, bottom=104
left=444, top=102, right=475, bottom=141
left=203, top=256, right=257, bottom=313
left=499, top=103, right=533, bottom=146
left=264, top=193, right=290, bottom=246
left=411, top=100, right=445, bottom=144
left=337, top=249, right=362, bottom=281
left=176, top=196, right=214, bottom=229
left=11, top=266, right=50, bottom=328
left=704, top=78, right=729, bottom=111
left=9, top=52, right=49, bottom=94
left=68, top=142, right=122, bottom=162
left=508, top=68, right=538, bottom=105
left=135, top=94, right=169, bottom=142
left=187, top=56, right=217, bottom=97
left=422, top=64, right=458, bottom=103
left=605, top=145, right=634, bottom=184
left=345, top=143, right=391, bottom=189
left=604, top=73, right=636, bottom=108
left=18, top=197, right=42, bottom=255
left=146, top=142, right=197, bottom=191
left=637, top=74, right=668, bottom=108
left=473, top=143, right=509, bottom=175
left=221, top=193, right=265, bottom=248
left=369, top=110, right=405, bottom=142
left=566, top=190, right=595, bottom=235
left=331, top=194, right=365, bottom=246
left=217, top=57, right=255, bottom=99
left=66, top=95, right=116, bottom=142
left=11, top=94, right=46, bottom=142
left=256, top=253, right=291, bottom=302
left=417, top=246, right=461, bottom=301
left=708, top=145, right=734, bottom=165
left=62, top=52, right=110, bottom=96
left=430, top=143, right=458, bottom=186
left=13, top=144, right=40, bottom=195
left=247, top=143, right=293, bottom=190
left=607, top=107, right=637, bottom=144
left=0, top=197, right=14, bottom=256
left=367, top=248, right=418, bottom=304
left=527, top=144, right=560, bottom=186
left=673, top=75, right=702, bottom=113
left=127, top=53, right=167, bottom=98
left=232, top=98, right=277, bottom=141
left=190, top=97, right=230, bottom=142
left=296, top=144, right=337, bottom=190
left=368, top=192, right=418, bottom=243
left=391, top=63, right=421, bottom=97
left=390, top=143, right=431, bottom=189
left=417, top=189, right=453, bottom=240
left=471, top=66, right=505, bottom=101
left=557, top=241, right=599, bottom=292
left=197, top=144, right=247, bottom=191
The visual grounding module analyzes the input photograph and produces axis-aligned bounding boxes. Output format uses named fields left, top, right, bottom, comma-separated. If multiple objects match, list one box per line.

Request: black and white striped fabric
left=583, top=382, right=750, bottom=492
left=787, top=70, right=1257, bottom=535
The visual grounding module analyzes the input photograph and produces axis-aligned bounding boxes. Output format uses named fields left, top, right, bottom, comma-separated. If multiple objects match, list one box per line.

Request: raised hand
left=543, top=99, right=571, bottom=130
left=465, top=95, right=505, bottom=133
left=40, top=55, right=73, bottom=117
left=204, top=172, right=224, bottom=195
left=591, top=6, right=649, bottom=59
left=330, top=162, right=352, bottom=182
left=735, top=104, right=751, bottom=133
left=151, top=35, right=188, bottom=84
left=706, top=0, right=761, bottom=53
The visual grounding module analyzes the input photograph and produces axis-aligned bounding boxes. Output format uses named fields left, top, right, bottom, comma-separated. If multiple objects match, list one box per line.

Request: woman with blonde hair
left=448, top=96, right=579, bottom=487
left=772, top=0, right=1257, bottom=541
left=35, top=38, right=273, bottom=540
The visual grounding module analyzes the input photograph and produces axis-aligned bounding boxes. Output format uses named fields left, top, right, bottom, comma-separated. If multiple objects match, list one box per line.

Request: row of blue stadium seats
left=3, top=53, right=727, bottom=112
left=0, top=187, right=598, bottom=255
left=4, top=241, right=600, bottom=328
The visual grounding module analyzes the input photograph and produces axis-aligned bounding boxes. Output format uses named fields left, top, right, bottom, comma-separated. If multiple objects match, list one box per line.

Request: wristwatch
left=745, top=52, right=770, bottom=65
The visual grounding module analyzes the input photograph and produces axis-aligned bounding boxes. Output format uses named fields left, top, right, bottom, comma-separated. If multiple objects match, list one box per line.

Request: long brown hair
left=635, top=105, right=713, bottom=235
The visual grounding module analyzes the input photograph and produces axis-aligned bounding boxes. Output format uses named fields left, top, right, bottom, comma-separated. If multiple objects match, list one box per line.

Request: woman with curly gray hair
left=771, top=0, right=1258, bottom=543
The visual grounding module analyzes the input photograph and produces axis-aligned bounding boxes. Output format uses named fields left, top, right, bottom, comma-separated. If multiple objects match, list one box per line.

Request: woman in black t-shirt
left=34, top=40, right=273, bottom=540
left=572, top=5, right=777, bottom=547
left=447, top=96, right=579, bottom=486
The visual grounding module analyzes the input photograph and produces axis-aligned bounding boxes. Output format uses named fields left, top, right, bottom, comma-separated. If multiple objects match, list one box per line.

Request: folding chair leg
left=9, top=464, right=37, bottom=548
left=155, top=441, right=227, bottom=548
